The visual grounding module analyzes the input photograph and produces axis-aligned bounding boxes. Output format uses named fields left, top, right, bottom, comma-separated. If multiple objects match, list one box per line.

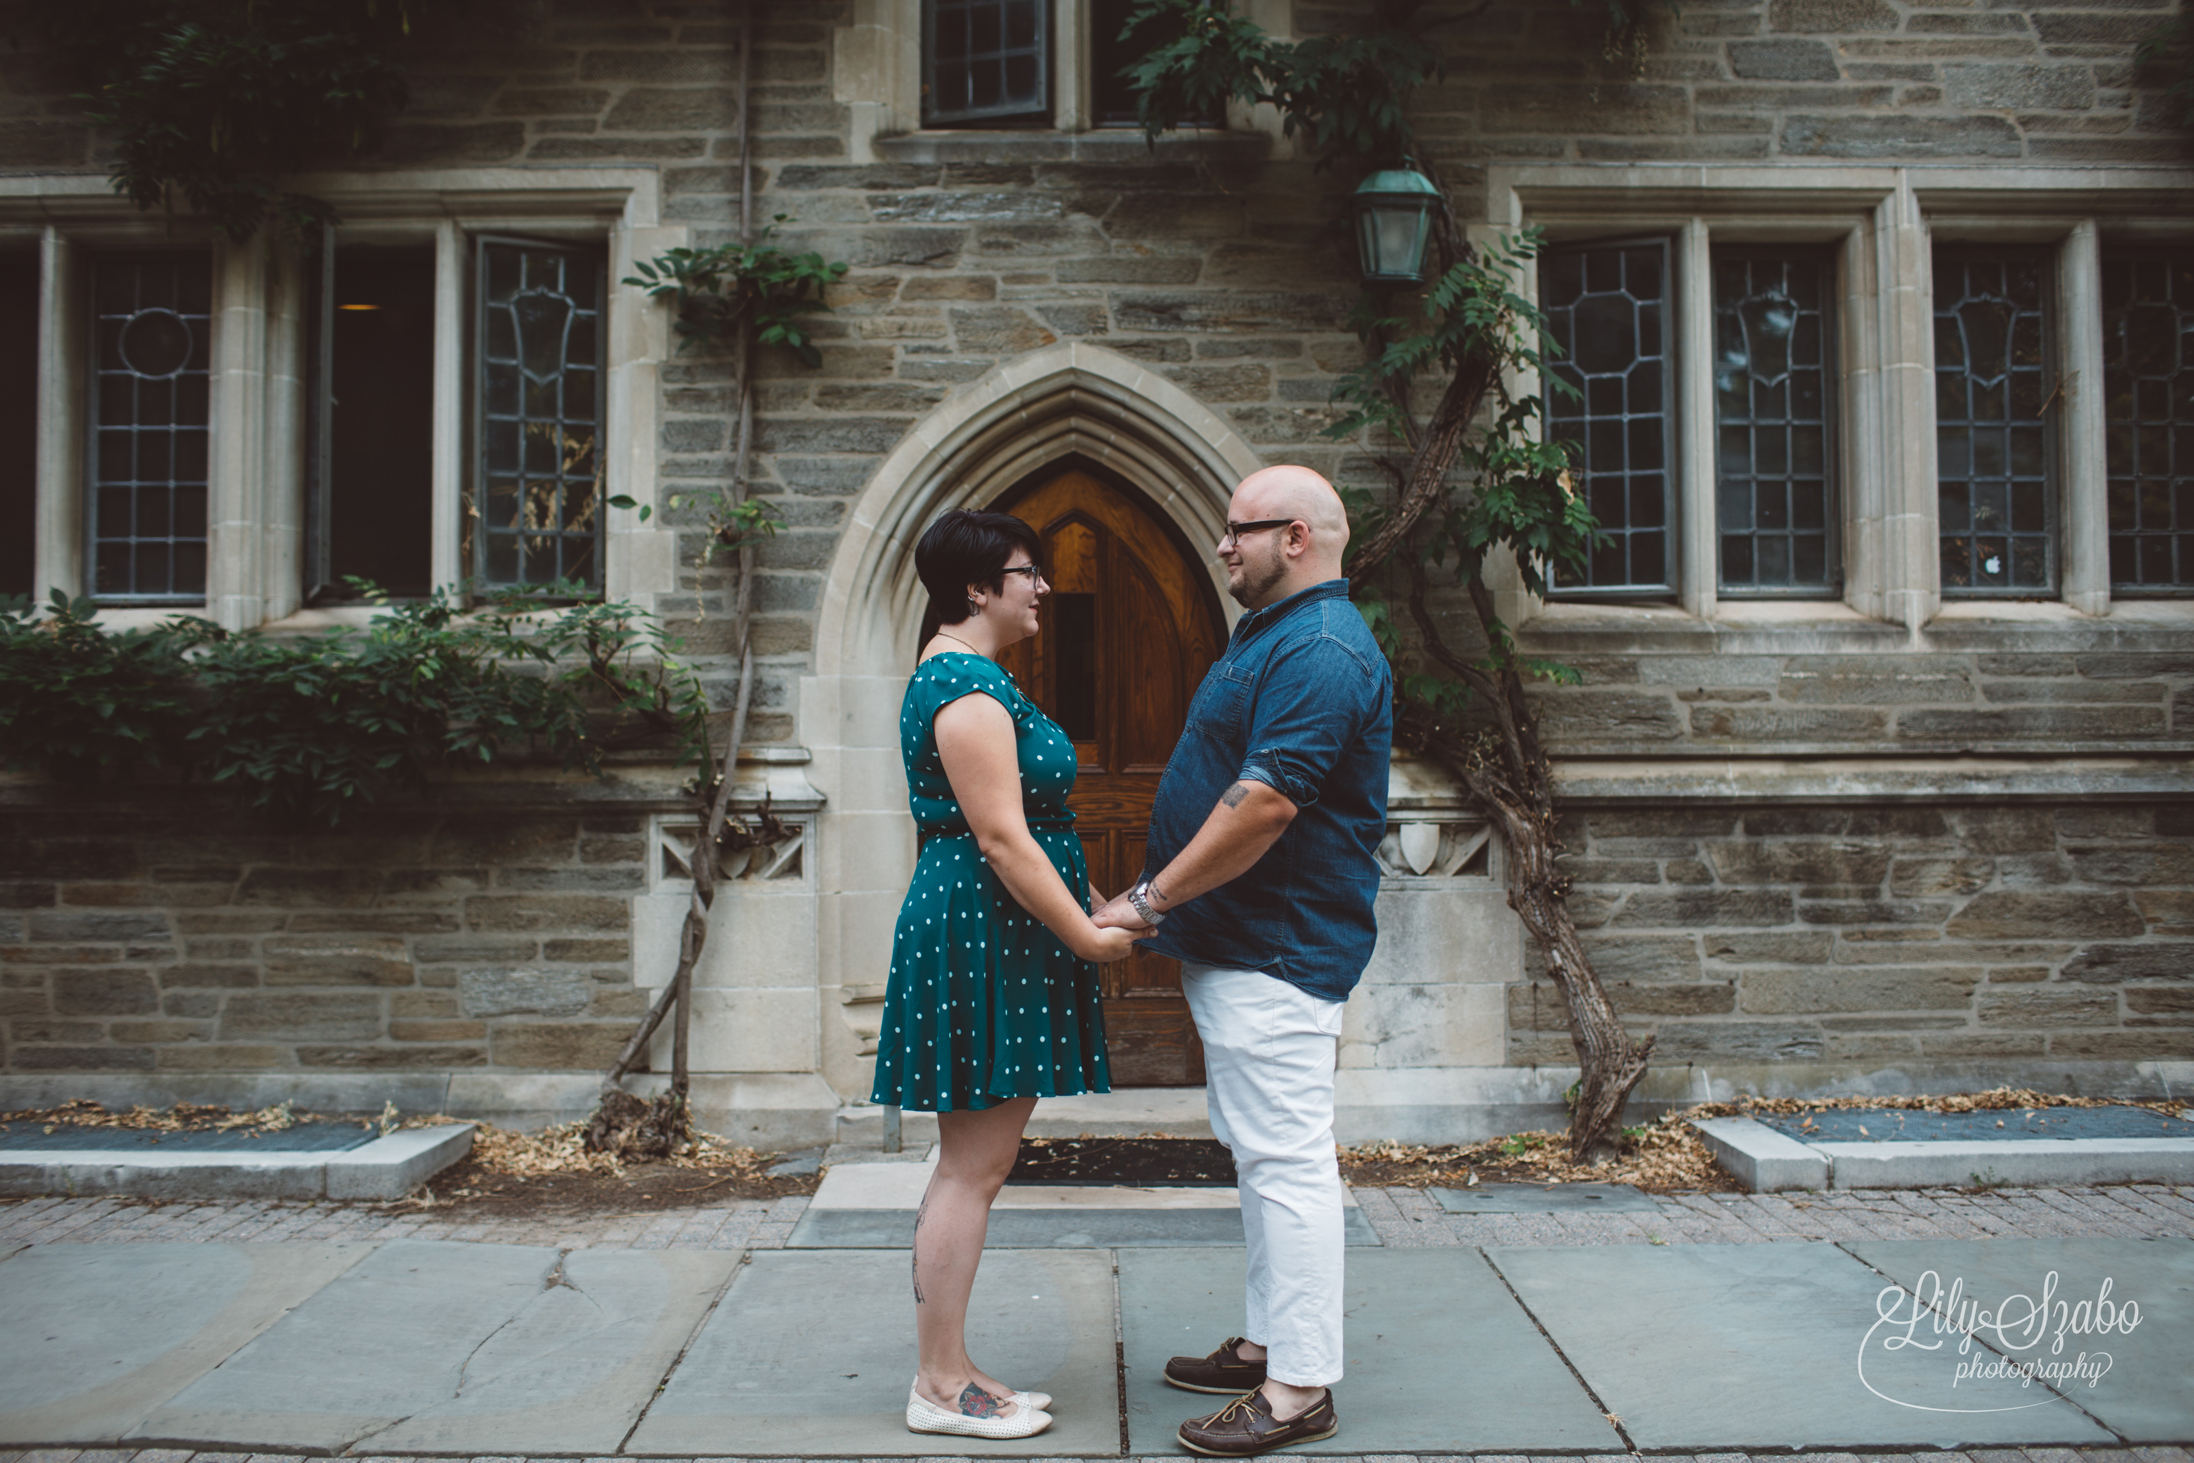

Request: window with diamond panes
left=924, top=0, right=1048, bottom=125
left=1542, top=238, right=1674, bottom=594
left=1933, top=250, right=2055, bottom=595
left=89, top=256, right=213, bottom=602
left=472, top=239, right=605, bottom=591
left=1713, top=251, right=1838, bottom=594
left=2102, top=251, right=2194, bottom=593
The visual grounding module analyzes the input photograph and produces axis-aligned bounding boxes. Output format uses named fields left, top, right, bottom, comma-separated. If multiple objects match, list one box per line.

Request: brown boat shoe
left=1163, top=1336, right=1269, bottom=1394
left=1177, top=1387, right=1338, bottom=1457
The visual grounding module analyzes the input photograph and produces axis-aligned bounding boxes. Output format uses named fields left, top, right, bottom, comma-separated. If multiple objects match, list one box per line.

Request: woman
left=872, top=509, right=1140, bottom=1441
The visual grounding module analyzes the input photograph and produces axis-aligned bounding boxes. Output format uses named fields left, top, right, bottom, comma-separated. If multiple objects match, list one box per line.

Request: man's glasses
left=1220, top=518, right=1297, bottom=548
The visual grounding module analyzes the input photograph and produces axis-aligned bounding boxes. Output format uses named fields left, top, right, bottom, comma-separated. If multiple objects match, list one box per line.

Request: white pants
left=1180, top=962, right=1347, bottom=1388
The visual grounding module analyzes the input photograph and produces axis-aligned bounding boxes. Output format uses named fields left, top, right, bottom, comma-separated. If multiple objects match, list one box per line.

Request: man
left=1093, top=464, right=1392, bottom=1456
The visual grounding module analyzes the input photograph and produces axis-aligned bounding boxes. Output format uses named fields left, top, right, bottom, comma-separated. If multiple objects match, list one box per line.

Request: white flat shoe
left=908, top=1376, right=1050, bottom=1413
left=906, top=1385, right=1054, bottom=1439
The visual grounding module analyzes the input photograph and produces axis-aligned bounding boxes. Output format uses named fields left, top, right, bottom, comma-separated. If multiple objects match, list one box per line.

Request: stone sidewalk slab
left=1431, top=1182, right=1658, bottom=1214
left=1847, top=1236, right=2194, bottom=1443
left=1119, top=1247, right=1619, bottom=1455
left=0, top=1242, right=373, bottom=1445
left=626, top=1247, right=1119, bottom=1456
left=132, top=1239, right=737, bottom=1454
left=1484, top=1240, right=2115, bottom=1450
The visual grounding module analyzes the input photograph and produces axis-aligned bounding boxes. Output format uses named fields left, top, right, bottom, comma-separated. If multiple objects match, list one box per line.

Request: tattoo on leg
left=910, top=1196, right=928, bottom=1303
left=958, top=1383, right=1005, bottom=1417
left=1221, top=781, right=1250, bottom=808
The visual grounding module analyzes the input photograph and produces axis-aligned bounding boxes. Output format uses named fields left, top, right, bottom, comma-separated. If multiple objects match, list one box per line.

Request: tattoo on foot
left=958, top=1383, right=1005, bottom=1417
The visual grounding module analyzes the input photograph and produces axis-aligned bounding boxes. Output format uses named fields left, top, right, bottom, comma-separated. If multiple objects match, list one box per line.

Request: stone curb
left=0, top=1123, right=473, bottom=1202
left=1693, top=1115, right=2194, bottom=1192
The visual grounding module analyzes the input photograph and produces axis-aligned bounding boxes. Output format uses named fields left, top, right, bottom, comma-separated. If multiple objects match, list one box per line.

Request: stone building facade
left=1, top=0, right=2189, bottom=1142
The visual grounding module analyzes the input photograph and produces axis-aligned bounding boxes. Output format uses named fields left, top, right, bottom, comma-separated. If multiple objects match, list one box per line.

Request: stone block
left=381, top=869, right=491, bottom=901
left=0, top=881, right=54, bottom=908
left=158, top=962, right=261, bottom=988
left=1114, top=291, right=1340, bottom=333
left=1780, top=113, right=2024, bottom=158
left=493, top=866, right=648, bottom=893
left=459, top=966, right=594, bottom=1018
left=8, top=1044, right=155, bottom=1070
left=1706, top=840, right=1893, bottom=886
left=1946, top=892, right=2146, bottom=939
left=753, top=415, right=915, bottom=453
left=1610, top=981, right=1736, bottom=1016
left=2127, top=987, right=2194, bottom=1015
left=414, top=936, right=539, bottom=963
left=1919, top=1032, right=2047, bottom=1057
left=1638, top=655, right=1782, bottom=687
left=1779, top=654, right=1973, bottom=704
left=490, top=1021, right=632, bottom=1069
left=2047, top=1030, right=2194, bottom=1059
left=1795, top=897, right=1956, bottom=926
left=1976, top=986, right=2118, bottom=1027
left=1652, top=1021, right=1825, bottom=1060
left=108, top=1019, right=211, bottom=1043
left=375, top=122, right=526, bottom=164
left=10, top=1020, right=104, bottom=1042
left=220, top=993, right=384, bottom=1042
left=544, top=938, right=630, bottom=963
left=1897, top=705, right=2168, bottom=739
left=1728, top=39, right=1840, bottom=80
left=1704, top=931, right=1835, bottom=963
left=1942, top=62, right=2097, bottom=110
left=1578, top=935, right=1701, bottom=982
left=298, top=1043, right=489, bottom=1068
left=1768, top=0, right=1897, bottom=32
left=464, top=895, right=629, bottom=933
left=1533, top=689, right=1685, bottom=742
left=261, top=936, right=413, bottom=987
left=2066, top=844, right=2194, bottom=885
left=51, top=969, right=160, bottom=1016
left=1689, top=705, right=1889, bottom=739
left=236, top=869, right=382, bottom=907
left=25, top=912, right=171, bottom=943
left=1614, top=889, right=1794, bottom=927
left=1953, top=808, right=2057, bottom=852
left=0, top=843, right=138, bottom=881
left=1887, top=857, right=1995, bottom=897
left=428, top=819, right=580, bottom=866
left=1740, top=966, right=1982, bottom=1013
left=2060, top=944, right=2192, bottom=983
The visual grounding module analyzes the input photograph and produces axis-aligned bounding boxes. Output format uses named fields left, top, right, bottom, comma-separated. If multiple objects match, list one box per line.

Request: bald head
left=1219, top=465, right=1350, bottom=609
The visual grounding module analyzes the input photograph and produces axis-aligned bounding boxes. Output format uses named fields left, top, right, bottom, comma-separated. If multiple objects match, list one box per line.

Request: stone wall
left=1512, top=801, right=2194, bottom=1070
left=0, top=800, right=652, bottom=1079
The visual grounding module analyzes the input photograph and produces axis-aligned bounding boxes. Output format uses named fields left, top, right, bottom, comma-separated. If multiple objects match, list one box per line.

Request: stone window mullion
left=2060, top=219, right=2109, bottom=614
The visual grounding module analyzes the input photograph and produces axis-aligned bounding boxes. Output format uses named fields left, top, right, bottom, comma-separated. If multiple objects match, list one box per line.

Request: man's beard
left=1227, top=544, right=1288, bottom=607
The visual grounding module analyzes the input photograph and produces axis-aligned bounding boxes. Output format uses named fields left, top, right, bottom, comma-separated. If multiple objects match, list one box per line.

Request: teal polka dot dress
left=870, top=652, right=1111, bottom=1112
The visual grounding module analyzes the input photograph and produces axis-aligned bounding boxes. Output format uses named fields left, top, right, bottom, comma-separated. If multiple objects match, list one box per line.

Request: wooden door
left=996, top=467, right=1227, bottom=1085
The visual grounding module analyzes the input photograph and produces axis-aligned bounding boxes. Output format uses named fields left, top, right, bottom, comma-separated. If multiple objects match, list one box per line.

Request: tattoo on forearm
left=1221, top=781, right=1250, bottom=808
left=958, top=1383, right=1006, bottom=1417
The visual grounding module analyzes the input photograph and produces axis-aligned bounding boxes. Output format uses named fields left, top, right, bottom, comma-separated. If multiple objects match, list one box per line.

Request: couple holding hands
left=870, top=464, right=1393, bottom=1457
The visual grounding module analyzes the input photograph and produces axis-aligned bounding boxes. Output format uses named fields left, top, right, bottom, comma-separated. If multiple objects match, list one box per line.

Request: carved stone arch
left=814, top=341, right=1266, bottom=681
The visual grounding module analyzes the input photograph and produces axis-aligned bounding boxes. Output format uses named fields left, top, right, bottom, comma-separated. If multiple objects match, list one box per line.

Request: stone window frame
left=837, top=0, right=1291, bottom=163
left=1484, top=163, right=2194, bottom=634
left=1, top=167, right=679, bottom=633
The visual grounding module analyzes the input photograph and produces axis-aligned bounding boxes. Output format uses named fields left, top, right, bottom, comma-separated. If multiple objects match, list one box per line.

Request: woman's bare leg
left=912, top=1095, right=1037, bottom=1416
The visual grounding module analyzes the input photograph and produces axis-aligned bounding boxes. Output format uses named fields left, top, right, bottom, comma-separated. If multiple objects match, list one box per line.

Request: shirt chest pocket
left=1186, top=659, right=1253, bottom=744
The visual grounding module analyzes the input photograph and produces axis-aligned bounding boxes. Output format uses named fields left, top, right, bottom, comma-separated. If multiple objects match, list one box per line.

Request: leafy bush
left=0, top=585, right=706, bottom=825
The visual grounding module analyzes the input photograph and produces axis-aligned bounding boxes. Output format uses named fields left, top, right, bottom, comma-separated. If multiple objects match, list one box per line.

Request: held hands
left=1091, top=893, right=1154, bottom=933
left=1078, top=922, right=1146, bottom=963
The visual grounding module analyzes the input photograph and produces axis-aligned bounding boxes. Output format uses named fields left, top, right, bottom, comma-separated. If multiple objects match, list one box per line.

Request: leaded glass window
left=1714, top=251, right=1838, bottom=594
left=89, top=256, right=212, bottom=602
left=1933, top=250, right=2055, bottom=595
left=1542, top=238, right=1674, bottom=595
left=2102, top=250, right=2194, bottom=593
left=924, top=0, right=1048, bottom=125
left=472, top=238, right=605, bottom=591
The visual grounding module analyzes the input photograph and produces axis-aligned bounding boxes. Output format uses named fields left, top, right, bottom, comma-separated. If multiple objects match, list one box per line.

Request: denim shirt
left=1140, top=579, right=1393, bottom=1002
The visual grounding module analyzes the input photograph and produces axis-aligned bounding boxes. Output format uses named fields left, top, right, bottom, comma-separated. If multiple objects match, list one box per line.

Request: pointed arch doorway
left=993, top=461, right=1227, bottom=1086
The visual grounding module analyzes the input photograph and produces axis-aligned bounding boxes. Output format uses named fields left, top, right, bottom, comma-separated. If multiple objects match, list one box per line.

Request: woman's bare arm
left=933, top=692, right=1139, bottom=964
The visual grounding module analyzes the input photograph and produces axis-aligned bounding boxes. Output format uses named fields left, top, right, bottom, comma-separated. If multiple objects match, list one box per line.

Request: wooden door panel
left=995, top=466, right=1227, bottom=1086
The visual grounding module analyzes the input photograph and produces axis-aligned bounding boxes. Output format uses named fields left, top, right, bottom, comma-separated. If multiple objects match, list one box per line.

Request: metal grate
left=88, top=255, right=213, bottom=602
left=1933, top=250, right=2055, bottom=596
left=1713, top=250, right=1839, bottom=595
left=472, top=238, right=605, bottom=591
left=1542, top=238, right=1675, bottom=595
left=924, top=0, right=1048, bottom=125
left=2102, top=250, right=2194, bottom=594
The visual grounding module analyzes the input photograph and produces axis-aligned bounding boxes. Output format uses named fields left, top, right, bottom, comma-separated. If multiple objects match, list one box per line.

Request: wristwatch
left=1127, top=878, right=1167, bottom=927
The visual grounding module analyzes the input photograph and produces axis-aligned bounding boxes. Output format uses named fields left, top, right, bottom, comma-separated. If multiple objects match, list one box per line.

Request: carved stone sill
left=872, top=128, right=1269, bottom=166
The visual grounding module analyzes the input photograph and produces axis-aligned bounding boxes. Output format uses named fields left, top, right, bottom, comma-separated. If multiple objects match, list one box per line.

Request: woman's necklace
left=934, top=630, right=990, bottom=659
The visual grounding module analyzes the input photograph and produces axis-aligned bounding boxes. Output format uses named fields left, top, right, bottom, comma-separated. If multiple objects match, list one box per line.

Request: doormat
left=1007, top=1137, right=1236, bottom=1187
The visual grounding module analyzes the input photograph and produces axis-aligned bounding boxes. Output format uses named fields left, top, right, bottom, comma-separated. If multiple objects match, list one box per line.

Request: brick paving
left=4, top=1184, right=2189, bottom=1252
left=0, top=1449, right=2188, bottom=1463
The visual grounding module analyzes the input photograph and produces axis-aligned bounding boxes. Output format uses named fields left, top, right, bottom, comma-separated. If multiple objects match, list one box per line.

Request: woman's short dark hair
left=915, top=509, right=1043, bottom=649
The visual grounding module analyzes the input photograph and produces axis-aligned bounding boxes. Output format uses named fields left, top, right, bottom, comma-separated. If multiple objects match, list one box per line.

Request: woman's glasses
left=1000, top=564, right=1047, bottom=584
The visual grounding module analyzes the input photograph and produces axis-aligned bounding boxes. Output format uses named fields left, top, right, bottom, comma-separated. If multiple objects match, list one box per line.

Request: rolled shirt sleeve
left=1235, top=633, right=1384, bottom=810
